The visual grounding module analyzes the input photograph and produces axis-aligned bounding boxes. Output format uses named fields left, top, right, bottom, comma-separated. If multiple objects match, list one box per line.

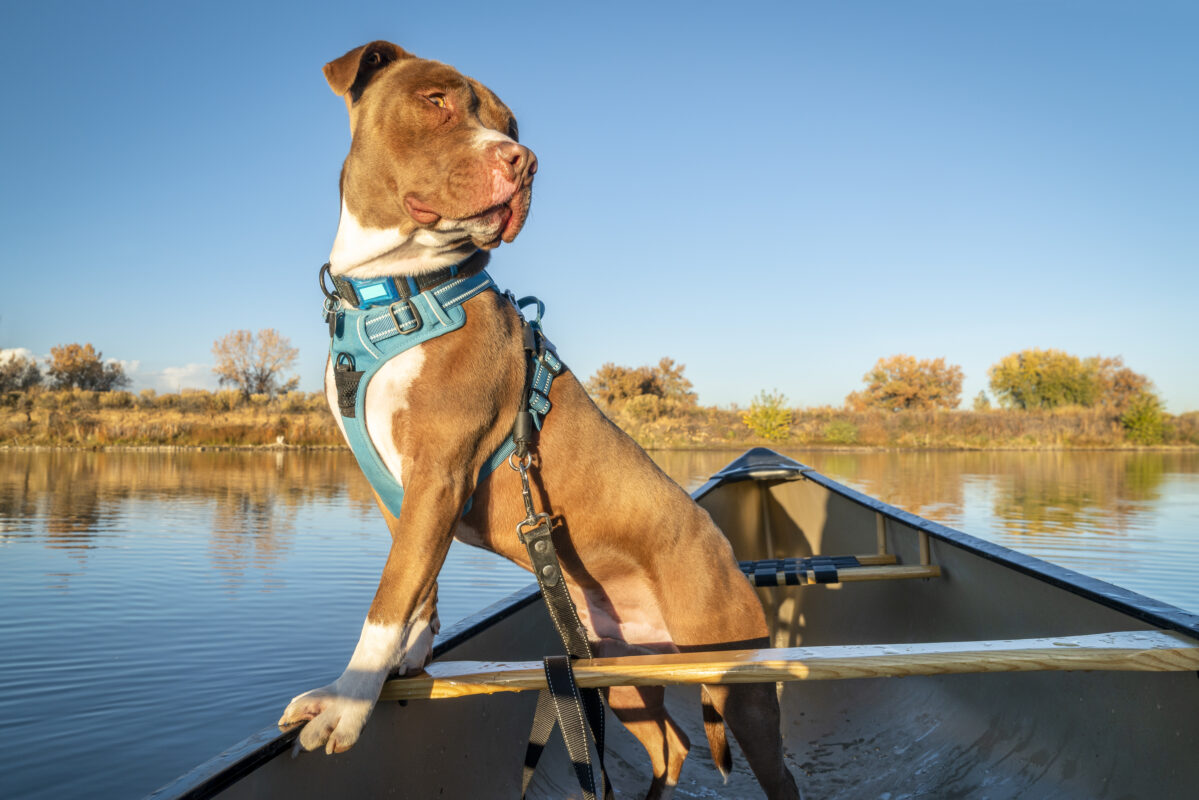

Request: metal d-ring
left=509, top=451, right=532, bottom=472
left=318, top=263, right=338, bottom=302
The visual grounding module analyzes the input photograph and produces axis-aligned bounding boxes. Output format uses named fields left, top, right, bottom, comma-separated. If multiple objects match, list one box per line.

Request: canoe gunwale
left=699, top=447, right=1199, bottom=641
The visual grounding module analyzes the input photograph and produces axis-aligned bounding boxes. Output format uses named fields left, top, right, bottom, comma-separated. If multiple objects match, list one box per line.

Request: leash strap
left=544, top=655, right=601, bottom=800
left=509, top=308, right=608, bottom=798
left=516, top=512, right=608, bottom=800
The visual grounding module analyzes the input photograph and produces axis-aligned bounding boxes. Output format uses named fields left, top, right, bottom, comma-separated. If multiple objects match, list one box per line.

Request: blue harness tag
left=349, top=277, right=402, bottom=308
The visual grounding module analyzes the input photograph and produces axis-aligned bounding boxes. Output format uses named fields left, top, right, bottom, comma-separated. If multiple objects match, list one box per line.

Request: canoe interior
left=155, top=450, right=1199, bottom=799
left=700, top=458, right=1199, bottom=798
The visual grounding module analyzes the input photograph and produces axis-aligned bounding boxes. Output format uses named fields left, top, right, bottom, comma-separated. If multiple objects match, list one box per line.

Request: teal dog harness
left=320, top=262, right=562, bottom=518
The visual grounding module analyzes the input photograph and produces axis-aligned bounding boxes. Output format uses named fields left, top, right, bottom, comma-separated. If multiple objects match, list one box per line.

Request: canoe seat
left=380, top=629, right=1199, bottom=701
left=738, top=554, right=941, bottom=587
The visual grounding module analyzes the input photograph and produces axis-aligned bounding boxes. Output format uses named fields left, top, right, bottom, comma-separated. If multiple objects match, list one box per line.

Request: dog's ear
left=323, top=41, right=412, bottom=103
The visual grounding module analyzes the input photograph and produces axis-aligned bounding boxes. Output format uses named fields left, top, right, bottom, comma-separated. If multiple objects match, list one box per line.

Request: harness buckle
left=388, top=298, right=423, bottom=335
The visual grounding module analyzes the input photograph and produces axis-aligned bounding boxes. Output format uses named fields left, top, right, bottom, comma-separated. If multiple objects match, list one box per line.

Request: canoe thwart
left=379, top=629, right=1199, bottom=701
left=739, top=554, right=938, bottom=586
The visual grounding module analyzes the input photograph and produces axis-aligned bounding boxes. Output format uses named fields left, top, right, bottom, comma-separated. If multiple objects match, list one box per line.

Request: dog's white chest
left=324, top=347, right=426, bottom=487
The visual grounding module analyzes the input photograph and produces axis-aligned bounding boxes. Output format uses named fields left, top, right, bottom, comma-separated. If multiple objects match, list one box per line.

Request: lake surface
left=1, top=448, right=1196, bottom=799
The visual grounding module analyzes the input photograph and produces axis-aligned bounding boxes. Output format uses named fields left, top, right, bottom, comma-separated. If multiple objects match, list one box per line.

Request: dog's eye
left=427, top=94, right=447, bottom=109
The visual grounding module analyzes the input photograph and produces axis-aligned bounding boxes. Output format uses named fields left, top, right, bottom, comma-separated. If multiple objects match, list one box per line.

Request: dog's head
left=324, top=41, right=536, bottom=272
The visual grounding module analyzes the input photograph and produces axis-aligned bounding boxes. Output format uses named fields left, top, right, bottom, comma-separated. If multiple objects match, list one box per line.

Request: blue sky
left=2, top=1, right=1196, bottom=410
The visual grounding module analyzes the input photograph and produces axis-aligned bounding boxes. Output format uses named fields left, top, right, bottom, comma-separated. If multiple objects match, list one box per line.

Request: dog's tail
left=700, top=686, right=732, bottom=781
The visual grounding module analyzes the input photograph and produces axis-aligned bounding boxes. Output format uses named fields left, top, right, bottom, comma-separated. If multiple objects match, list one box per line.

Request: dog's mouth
left=404, top=184, right=532, bottom=249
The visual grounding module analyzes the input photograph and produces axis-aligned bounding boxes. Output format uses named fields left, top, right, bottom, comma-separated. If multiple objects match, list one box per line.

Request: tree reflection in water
left=0, top=449, right=377, bottom=577
left=649, top=448, right=1183, bottom=539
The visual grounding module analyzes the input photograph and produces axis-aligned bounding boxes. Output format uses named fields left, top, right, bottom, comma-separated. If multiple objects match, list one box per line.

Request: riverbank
left=9, top=388, right=1199, bottom=450
left=3, top=388, right=1197, bottom=450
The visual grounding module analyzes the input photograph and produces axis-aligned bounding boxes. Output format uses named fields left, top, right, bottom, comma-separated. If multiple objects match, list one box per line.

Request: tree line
left=586, top=348, right=1173, bottom=446
left=1, top=337, right=1180, bottom=447
left=844, top=350, right=1157, bottom=415
left=1, top=329, right=299, bottom=399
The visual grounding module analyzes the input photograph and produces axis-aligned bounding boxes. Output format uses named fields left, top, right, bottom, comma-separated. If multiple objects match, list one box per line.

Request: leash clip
left=510, top=450, right=547, bottom=535
left=516, top=512, right=551, bottom=541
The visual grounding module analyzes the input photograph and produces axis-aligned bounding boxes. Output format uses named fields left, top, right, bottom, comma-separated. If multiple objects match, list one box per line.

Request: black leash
left=509, top=312, right=609, bottom=800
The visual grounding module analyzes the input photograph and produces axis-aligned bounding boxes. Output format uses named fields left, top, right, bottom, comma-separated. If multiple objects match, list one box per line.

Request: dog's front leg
left=278, top=479, right=465, bottom=754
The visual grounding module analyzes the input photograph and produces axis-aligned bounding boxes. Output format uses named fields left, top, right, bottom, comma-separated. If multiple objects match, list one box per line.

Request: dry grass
left=0, top=389, right=340, bottom=448
left=597, top=402, right=1199, bottom=450
left=1, top=389, right=1196, bottom=450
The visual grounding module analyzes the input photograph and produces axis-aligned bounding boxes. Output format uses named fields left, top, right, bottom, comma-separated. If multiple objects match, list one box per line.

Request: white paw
left=277, top=680, right=377, bottom=754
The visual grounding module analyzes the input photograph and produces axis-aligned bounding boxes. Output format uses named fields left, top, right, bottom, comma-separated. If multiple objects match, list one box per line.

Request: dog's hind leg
left=700, top=682, right=802, bottom=800
left=594, top=639, right=690, bottom=800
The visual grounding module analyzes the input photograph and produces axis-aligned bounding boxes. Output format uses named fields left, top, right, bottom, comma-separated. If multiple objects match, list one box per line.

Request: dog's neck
left=329, top=197, right=482, bottom=279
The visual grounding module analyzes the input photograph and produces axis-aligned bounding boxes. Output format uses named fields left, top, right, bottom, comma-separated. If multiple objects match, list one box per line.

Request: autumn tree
left=584, top=357, right=698, bottom=423
left=212, top=329, right=300, bottom=398
left=0, top=352, right=43, bottom=393
left=988, top=349, right=1155, bottom=411
left=46, top=343, right=130, bottom=391
left=845, top=355, right=963, bottom=412
left=586, top=357, right=697, bottom=409
left=1093, top=356, right=1154, bottom=412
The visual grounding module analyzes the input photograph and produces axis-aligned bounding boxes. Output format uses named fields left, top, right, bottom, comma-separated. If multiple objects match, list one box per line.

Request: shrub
left=846, top=355, right=963, bottom=412
left=624, top=394, right=666, bottom=422
left=822, top=420, right=859, bottom=444
left=742, top=390, right=792, bottom=440
left=1121, top=392, right=1165, bottom=445
left=99, top=390, right=135, bottom=409
left=212, top=389, right=243, bottom=412
left=0, top=353, right=43, bottom=393
left=586, top=358, right=696, bottom=417
left=179, top=389, right=210, bottom=413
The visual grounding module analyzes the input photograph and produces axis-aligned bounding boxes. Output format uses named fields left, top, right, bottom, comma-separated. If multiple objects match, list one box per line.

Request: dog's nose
left=495, top=141, right=535, bottom=180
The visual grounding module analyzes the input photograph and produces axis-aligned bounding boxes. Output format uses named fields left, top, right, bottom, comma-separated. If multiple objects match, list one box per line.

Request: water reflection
left=649, top=449, right=1185, bottom=540
left=0, top=450, right=378, bottom=575
left=2, top=447, right=1194, bottom=595
left=649, top=448, right=1199, bottom=615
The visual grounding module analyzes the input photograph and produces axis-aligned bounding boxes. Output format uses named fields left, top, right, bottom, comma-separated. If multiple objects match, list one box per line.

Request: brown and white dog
left=277, top=40, right=801, bottom=800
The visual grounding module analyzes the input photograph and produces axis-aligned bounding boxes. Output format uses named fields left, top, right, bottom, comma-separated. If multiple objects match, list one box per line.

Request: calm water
left=1, top=448, right=1196, bottom=799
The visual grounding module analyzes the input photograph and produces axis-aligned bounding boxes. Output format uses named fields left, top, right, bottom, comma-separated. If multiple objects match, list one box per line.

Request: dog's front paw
left=278, top=681, right=377, bottom=754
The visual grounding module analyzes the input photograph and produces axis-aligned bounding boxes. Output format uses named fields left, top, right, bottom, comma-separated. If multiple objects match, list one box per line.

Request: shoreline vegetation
left=3, top=345, right=1194, bottom=451
left=1, top=386, right=1195, bottom=451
